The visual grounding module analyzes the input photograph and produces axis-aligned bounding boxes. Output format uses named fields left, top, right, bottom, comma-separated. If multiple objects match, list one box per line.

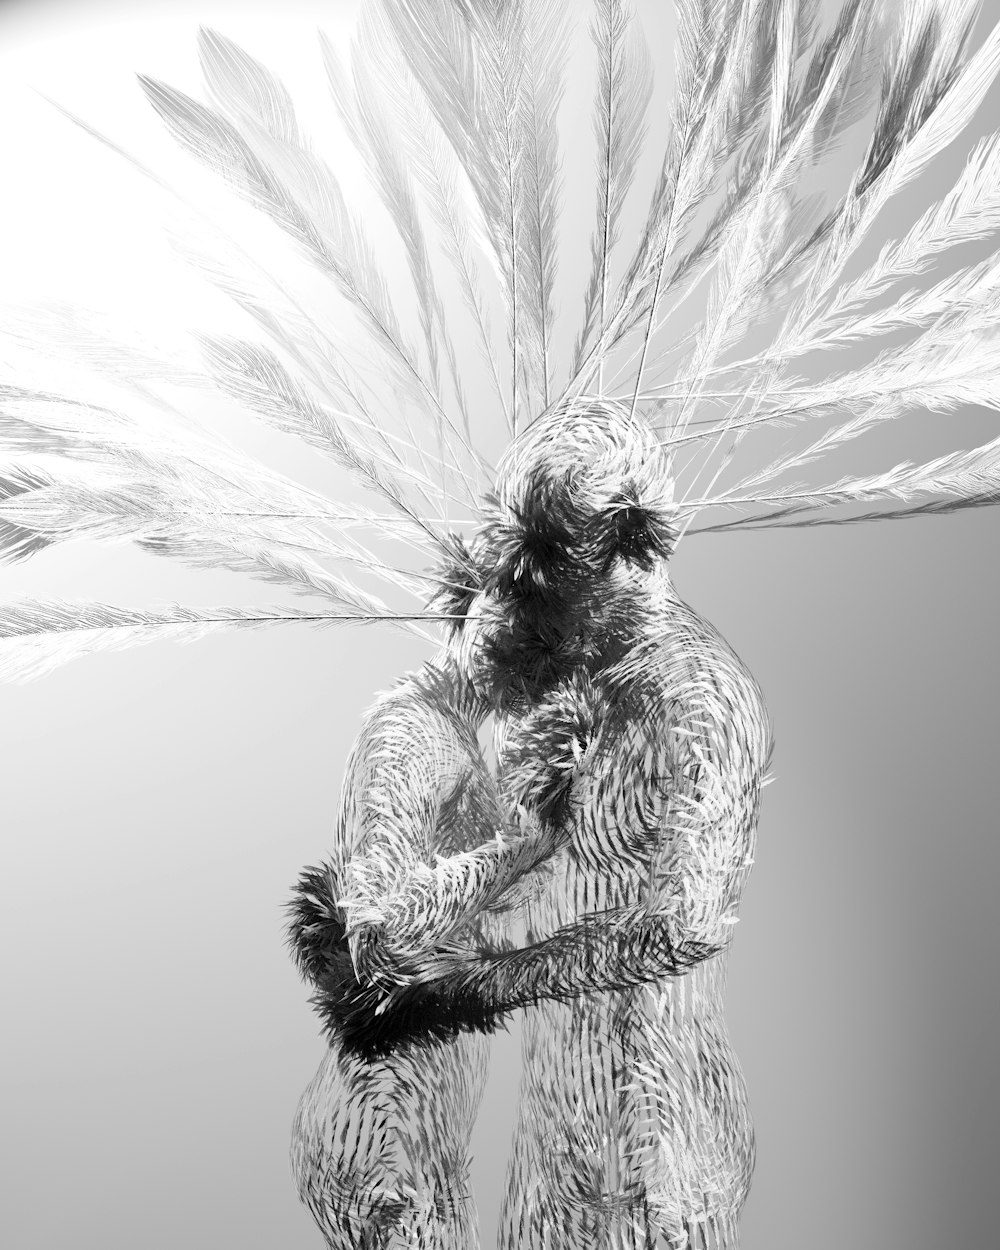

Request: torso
left=497, top=585, right=772, bottom=1245
left=292, top=665, right=499, bottom=1248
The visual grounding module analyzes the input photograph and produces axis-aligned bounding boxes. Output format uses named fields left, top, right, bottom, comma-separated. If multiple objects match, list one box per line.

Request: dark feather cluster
left=286, top=863, right=511, bottom=1062
left=588, top=487, right=677, bottom=572
left=473, top=474, right=674, bottom=711
left=478, top=456, right=676, bottom=602
left=474, top=473, right=610, bottom=709
left=285, top=862, right=348, bottom=987
left=478, top=601, right=597, bottom=713
left=479, top=469, right=582, bottom=602
left=499, top=669, right=606, bottom=827
left=327, top=974, right=514, bottom=1063
left=426, top=531, right=483, bottom=633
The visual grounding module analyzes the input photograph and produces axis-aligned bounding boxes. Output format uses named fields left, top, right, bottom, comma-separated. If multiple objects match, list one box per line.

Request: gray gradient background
left=1, top=2, right=998, bottom=1248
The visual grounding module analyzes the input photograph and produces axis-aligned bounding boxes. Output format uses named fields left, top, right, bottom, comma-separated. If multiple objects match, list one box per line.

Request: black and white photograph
left=1, top=2, right=998, bottom=1247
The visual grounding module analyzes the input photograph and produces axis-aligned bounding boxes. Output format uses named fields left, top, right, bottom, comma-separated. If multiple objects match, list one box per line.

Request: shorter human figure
left=286, top=644, right=572, bottom=1247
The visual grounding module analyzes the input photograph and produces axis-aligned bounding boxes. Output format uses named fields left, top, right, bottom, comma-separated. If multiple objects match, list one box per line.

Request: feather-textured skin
left=488, top=594, right=770, bottom=1247
left=286, top=649, right=558, bottom=1244
left=417, top=402, right=771, bottom=1246
left=6, top=4, right=1000, bottom=1247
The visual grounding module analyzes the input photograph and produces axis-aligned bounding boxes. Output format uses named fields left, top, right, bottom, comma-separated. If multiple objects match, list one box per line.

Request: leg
left=499, top=997, right=661, bottom=1250
left=292, top=1033, right=488, bottom=1249
left=499, top=992, right=751, bottom=1250
left=628, top=994, right=754, bottom=1250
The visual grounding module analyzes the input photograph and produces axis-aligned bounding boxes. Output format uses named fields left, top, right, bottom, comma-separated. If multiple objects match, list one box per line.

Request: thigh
left=628, top=1006, right=754, bottom=1247
left=393, top=1031, right=490, bottom=1210
left=499, top=999, right=750, bottom=1250
left=500, top=1108, right=612, bottom=1250
left=500, top=999, right=661, bottom=1250
left=292, top=1035, right=488, bottom=1249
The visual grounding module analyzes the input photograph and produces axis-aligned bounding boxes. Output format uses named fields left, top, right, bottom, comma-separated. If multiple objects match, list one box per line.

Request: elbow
left=636, top=913, right=732, bottom=980
left=671, top=935, right=729, bottom=974
left=348, top=924, right=446, bottom=992
left=671, top=915, right=735, bottom=973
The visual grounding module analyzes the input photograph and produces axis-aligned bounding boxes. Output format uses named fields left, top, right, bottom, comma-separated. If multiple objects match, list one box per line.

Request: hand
left=326, top=948, right=512, bottom=1062
left=500, top=670, right=603, bottom=828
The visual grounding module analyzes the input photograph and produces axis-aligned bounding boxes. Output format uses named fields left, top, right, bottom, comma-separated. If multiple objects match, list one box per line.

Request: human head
left=443, top=397, right=677, bottom=712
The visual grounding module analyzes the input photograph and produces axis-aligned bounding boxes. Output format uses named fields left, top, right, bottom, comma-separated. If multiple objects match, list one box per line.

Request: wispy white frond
left=572, top=0, right=653, bottom=384
left=159, top=212, right=448, bottom=505
left=0, top=375, right=447, bottom=605
left=789, top=253, right=1000, bottom=351
left=0, top=379, right=407, bottom=534
left=805, top=132, right=1000, bottom=339
left=673, top=0, right=873, bottom=428
left=0, top=466, right=58, bottom=563
left=321, top=21, right=471, bottom=465
left=517, top=0, right=569, bottom=409
left=805, top=328, right=1000, bottom=420
left=35, top=91, right=456, bottom=498
left=871, top=3, right=993, bottom=196
left=691, top=433, right=1000, bottom=535
left=361, top=10, right=509, bottom=428
left=138, top=71, right=477, bottom=477
left=384, top=1, right=541, bottom=431
left=0, top=600, right=437, bottom=684
left=198, top=25, right=300, bottom=144
left=2, top=475, right=396, bottom=600
left=1, top=302, right=203, bottom=389
left=465, top=0, right=534, bottom=430
left=198, top=335, right=457, bottom=546
left=796, top=6, right=999, bottom=317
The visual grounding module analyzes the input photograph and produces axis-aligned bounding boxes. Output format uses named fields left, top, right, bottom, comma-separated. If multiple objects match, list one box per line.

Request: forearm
left=455, top=906, right=728, bottom=1010
left=326, top=907, right=725, bottom=1061
left=287, top=861, right=516, bottom=1062
left=344, top=823, right=559, bottom=987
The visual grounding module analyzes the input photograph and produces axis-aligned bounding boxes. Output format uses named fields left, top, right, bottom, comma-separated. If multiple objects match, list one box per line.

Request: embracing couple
left=287, top=399, right=772, bottom=1250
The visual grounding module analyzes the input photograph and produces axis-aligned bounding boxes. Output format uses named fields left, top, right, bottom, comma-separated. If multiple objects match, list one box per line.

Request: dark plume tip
left=592, top=496, right=678, bottom=571
left=500, top=669, right=607, bottom=826
left=426, top=531, right=483, bottom=632
left=287, top=861, right=513, bottom=1061
left=285, top=862, right=346, bottom=986
left=478, top=472, right=581, bottom=604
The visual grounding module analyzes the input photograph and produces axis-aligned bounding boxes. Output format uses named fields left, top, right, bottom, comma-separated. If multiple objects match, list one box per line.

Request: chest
left=499, top=618, right=772, bottom=932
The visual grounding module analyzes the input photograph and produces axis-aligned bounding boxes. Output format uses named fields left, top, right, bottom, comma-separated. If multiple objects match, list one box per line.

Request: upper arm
left=336, top=683, right=558, bottom=991
left=632, top=644, right=773, bottom=949
left=333, top=685, right=471, bottom=981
